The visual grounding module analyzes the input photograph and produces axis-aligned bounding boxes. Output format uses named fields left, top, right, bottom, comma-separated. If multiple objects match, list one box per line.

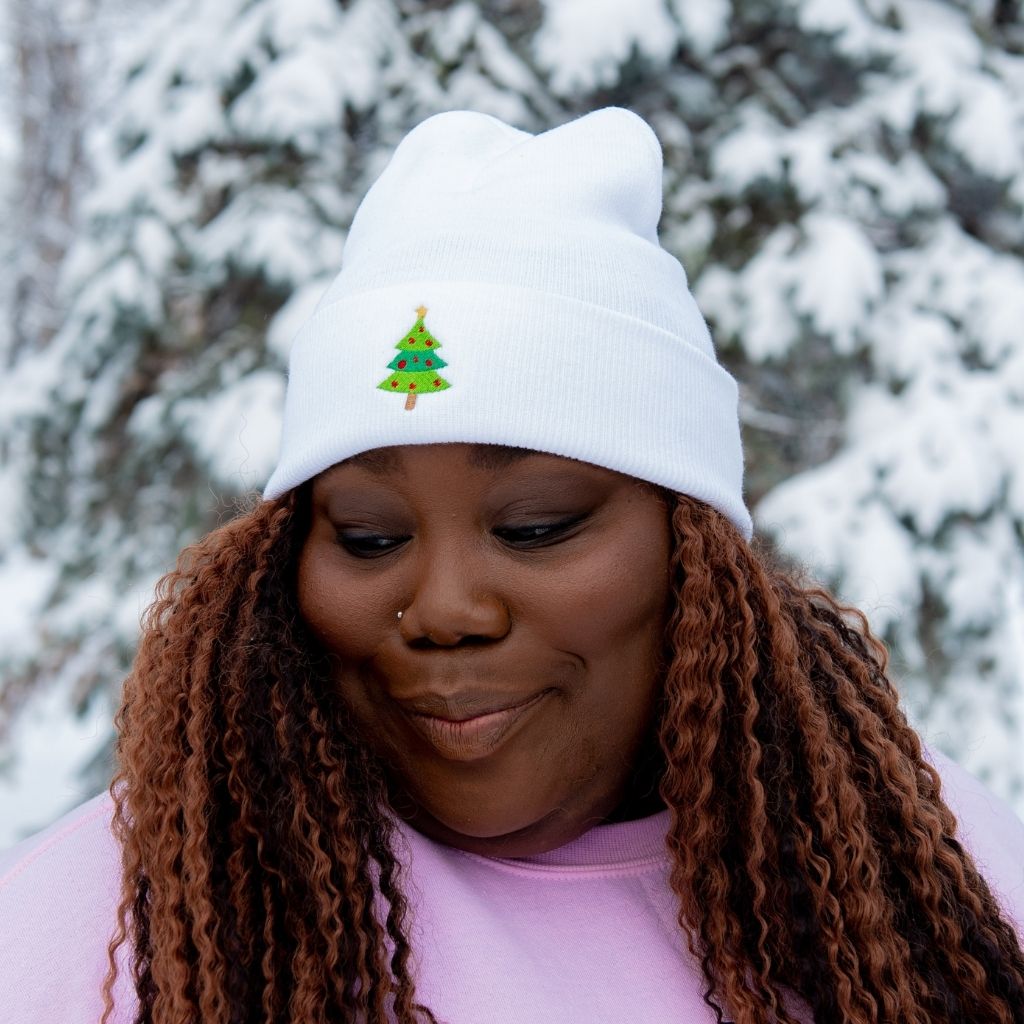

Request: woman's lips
left=400, top=690, right=550, bottom=762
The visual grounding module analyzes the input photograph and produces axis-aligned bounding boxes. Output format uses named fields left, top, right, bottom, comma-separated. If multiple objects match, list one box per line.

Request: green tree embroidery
left=377, top=305, right=451, bottom=410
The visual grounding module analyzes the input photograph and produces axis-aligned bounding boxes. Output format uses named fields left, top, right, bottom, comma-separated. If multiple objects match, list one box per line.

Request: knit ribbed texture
left=263, top=107, right=752, bottom=539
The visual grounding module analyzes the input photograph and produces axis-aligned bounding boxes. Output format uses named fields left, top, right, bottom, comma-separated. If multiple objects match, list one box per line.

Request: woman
left=2, top=107, right=1023, bottom=1024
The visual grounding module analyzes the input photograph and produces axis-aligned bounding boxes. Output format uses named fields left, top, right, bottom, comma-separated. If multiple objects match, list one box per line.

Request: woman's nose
left=397, top=537, right=510, bottom=646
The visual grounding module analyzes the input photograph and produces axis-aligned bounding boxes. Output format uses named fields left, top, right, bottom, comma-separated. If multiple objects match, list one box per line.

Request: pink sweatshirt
left=2, top=748, right=1022, bottom=1024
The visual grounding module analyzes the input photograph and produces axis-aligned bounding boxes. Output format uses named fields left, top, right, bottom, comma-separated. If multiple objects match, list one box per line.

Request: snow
left=697, top=213, right=884, bottom=361
left=73, top=252, right=164, bottom=327
left=163, top=83, right=227, bottom=154
left=230, top=48, right=346, bottom=146
left=199, top=188, right=335, bottom=288
left=176, top=369, right=285, bottom=490
left=842, top=150, right=946, bottom=218
left=758, top=480, right=923, bottom=641
left=474, top=22, right=547, bottom=98
left=669, top=0, right=729, bottom=56
left=949, top=73, right=1021, bottom=181
left=757, top=450, right=872, bottom=562
left=877, top=402, right=1004, bottom=537
left=225, top=0, right=396, bottom=151
left=733, top=231, right=804, bottom=362
left=798, top=0, right=877, bottom=54
left=0, top=554, right=56, bottom=660
left=941, top=521, right=1013, bottom=633
left=792, top=213, right=884, bottom=354
left=429, top=1, right=478, bottom=64
left=261, top=0, right=344, bottom=48
left=131, top=216, right=177, bottom=280
left=76, top=137, right=191, bottom=231
left=838, top=501, right=921, bottom=638
left=970, top=259, right=1024, bottom=364
left=711, top=109, right=785, bottom=193
left=896, top=1, right=981, bottom=112
left=918, top=665, right=1024, bottom=802
left=784, top=124, right=837, bottom=204
left=534, top=0, right=679, bottom=96
left=266, top=277, right=333, bottom=363
left=870, top=309, right=959, bottom=384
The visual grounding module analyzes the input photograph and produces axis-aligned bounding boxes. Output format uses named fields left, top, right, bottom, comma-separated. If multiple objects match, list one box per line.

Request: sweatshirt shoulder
left=0, top=790, right=120, bottom=890
left=928, top=746, right=1024, bottom=932
left=0, top=791, right=129, bottom=1024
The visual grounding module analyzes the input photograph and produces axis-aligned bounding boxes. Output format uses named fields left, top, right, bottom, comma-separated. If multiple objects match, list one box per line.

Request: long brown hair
left=102, top=486, right=1024, bottom=1023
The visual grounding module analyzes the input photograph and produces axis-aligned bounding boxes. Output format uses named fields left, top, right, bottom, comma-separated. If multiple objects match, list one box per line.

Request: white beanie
left=263, top=106, right=752, bottom=540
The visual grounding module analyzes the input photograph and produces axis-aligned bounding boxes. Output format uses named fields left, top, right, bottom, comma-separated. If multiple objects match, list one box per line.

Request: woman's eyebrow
left=338, top=449, right=400, bottom=474
left=338, top=445, right=539, bottom=475
left=466, top=445, right=538, bottom=471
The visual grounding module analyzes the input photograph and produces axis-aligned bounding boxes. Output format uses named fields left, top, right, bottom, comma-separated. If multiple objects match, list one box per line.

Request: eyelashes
left=335, top=533, right=404, bottom=557
left=494, top=518, right=585, bottom=545
left=335, top=516, right=587, bottom=559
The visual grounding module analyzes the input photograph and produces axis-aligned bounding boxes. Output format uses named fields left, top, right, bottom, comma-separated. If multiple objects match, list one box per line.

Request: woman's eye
left=335, top=517, right=585, bottom=558
left=495, top=517, right=584, bottom=547
left=335, top=532, right=406, bottom=558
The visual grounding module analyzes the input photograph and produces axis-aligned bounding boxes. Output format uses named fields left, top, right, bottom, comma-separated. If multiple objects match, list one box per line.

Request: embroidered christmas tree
left=377, top=305, right=451, bottom=410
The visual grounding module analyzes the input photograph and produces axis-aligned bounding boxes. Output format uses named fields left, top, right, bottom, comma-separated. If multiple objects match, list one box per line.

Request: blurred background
left=1, top=0, right=1022, bottom=849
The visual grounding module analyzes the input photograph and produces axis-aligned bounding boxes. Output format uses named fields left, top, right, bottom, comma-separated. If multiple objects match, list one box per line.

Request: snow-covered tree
left=2, top=0, right=87, bottom=360
left=2, top=0, right=1022, bottom=842
left=0, top=0, right=559, bottom=840
left=667, top=0, right=1024, bottom=799
left=0, top=0, right=111, bottom=836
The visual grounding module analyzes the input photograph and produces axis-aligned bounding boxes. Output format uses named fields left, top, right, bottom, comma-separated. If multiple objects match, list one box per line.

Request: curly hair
left=101, top=486, right=1024, bottom=1024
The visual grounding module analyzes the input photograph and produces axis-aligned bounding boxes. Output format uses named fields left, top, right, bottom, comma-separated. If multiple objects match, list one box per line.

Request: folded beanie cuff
left=263, top=280, right=752, bottom=540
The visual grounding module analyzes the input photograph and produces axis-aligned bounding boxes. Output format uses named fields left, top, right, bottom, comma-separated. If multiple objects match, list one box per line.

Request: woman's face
left=297, top=442, right=673, bottom=856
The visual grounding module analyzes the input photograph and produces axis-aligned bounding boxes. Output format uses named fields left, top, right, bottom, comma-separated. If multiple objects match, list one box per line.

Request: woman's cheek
left=298, top=549, right=374, bottom=654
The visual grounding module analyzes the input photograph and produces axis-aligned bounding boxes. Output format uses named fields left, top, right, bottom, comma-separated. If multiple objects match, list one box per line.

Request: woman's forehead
left=317, top=444, right=665, bottom=501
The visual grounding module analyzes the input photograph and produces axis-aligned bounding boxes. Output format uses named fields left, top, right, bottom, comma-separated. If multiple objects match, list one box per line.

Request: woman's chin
left=395, top=793, right=610, bottom=857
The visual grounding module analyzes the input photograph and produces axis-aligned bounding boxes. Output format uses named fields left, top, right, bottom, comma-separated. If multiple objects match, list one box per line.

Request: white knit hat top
left=263, top=106, right=752, bottom=540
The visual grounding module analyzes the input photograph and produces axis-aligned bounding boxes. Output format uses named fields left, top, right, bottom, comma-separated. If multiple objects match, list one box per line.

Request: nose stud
left=396, top=610, right=404, bottom=620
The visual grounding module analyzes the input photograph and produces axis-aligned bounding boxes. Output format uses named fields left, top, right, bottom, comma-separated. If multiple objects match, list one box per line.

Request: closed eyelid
left=495, top=514, right=587, bottom=535
left=333, top=528, right=406, bottom=558
left=334, top=514, right=588, bottom=559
